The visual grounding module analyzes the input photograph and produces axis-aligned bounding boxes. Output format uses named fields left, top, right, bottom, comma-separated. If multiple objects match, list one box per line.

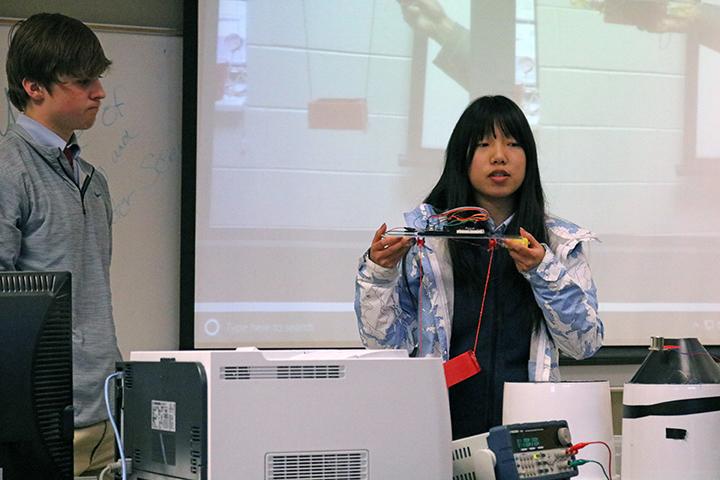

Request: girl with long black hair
left=354, top=95, right=603, bottom=439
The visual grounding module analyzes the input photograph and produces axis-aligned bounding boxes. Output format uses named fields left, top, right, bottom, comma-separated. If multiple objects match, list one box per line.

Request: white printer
left=122, top=348, right=452, bottom=479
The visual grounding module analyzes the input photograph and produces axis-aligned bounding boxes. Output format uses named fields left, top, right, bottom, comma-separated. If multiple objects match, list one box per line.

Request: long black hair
left=424, top=96, right=547, bottom=334
left=425, top=95, right=547, bottom=242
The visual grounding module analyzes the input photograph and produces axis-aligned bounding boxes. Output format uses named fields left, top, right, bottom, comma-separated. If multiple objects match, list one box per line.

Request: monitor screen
left=0, top=271, right=74, bottom=480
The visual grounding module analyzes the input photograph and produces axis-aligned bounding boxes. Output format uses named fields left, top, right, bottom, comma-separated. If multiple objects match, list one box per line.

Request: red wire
left=568, top=441, right=613, bottom=480
left=417, top=238, right=425, bottom=356
left=472, top=240, right=496, bottom=354
left=416, top=236, right=494, bottom=359
left=663, top=345, right=714, bottom=358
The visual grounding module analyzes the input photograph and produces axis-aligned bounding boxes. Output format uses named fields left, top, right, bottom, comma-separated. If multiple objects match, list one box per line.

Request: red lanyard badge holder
left=433, top=239, right=496, bottom=388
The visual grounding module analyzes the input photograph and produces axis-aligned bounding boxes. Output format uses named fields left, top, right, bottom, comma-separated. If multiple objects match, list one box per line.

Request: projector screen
left=188, top=0, right=720, bottom=352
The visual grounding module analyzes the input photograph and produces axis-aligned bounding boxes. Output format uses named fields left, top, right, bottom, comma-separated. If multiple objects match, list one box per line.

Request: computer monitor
left=0, top=271, right=74, bottom=480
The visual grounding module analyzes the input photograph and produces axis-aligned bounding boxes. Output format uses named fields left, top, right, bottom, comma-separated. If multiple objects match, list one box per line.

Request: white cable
left=104, top=371, right=127, bottom=480
left=97, top=463, right=112, bottom=480
left=96, top=460, right=126, bottom=480
left=97, top=460, right=125, bottom=480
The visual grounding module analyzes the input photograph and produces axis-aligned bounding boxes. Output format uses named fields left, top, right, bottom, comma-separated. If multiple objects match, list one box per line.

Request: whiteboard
left=0, top=25, right=183, bottom=357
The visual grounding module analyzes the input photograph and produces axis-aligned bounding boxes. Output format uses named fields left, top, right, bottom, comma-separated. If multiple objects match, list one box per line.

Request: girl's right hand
left=368, top=223, right=414, bottom=268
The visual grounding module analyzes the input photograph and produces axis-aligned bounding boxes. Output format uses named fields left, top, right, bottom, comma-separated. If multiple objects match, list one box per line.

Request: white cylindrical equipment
left=503, top=381, right=614, bottom=480
left=622, top=383, right=720, bottom=479
left=621, top=337, right=720, bottom=480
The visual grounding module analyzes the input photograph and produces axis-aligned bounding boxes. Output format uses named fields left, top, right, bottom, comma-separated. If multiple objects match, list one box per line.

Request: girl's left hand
left=505, top=227, right=545, bottom=272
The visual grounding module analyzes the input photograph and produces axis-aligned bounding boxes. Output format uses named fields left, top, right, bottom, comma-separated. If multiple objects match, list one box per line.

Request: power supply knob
left=557, top=427, right=572, bottom=447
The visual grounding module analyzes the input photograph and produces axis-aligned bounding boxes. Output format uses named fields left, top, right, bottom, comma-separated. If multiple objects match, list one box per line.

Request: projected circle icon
left=204, top=318, right=220, bottom=336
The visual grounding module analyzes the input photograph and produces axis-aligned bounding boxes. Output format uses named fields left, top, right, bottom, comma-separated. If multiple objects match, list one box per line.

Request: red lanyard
left=416, top=238, right=497, bottom=388
left=472, top=239, right=496, bottom=354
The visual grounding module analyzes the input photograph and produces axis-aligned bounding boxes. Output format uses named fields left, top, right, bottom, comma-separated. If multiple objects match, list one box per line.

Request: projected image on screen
left=194, top=0, right=720, bottom=350
left=416, top=0, right=539, bottom=152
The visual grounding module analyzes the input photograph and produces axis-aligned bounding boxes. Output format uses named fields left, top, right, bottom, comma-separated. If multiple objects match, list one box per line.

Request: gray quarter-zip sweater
left=0, top=121, right=121, bottom=428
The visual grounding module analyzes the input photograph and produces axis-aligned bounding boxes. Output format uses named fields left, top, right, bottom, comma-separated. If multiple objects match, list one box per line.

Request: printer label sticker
left=151, top=400, right=177, bottom=432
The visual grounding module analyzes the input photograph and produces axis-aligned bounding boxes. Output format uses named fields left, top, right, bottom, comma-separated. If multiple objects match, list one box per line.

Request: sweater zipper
left=79, top=167, right=95, bottom=215
left=56, top=154, right=89, bottom=214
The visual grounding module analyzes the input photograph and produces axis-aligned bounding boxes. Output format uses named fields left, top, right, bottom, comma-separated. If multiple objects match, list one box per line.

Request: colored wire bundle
left=426, top=206, right=490, bottom=230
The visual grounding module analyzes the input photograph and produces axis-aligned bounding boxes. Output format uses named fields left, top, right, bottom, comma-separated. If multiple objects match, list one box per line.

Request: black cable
left=583, top=459, right=611, bottom=480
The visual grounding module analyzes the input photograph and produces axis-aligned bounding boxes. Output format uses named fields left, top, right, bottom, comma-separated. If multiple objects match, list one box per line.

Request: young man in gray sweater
left=0, top=13, right=121, bottom=476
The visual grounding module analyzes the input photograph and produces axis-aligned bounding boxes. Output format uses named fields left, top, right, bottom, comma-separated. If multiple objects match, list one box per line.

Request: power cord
left=569, top=459, right=610, bottom=480
left=104, top=371, right=128, bottom=480
left=97, top=459, right=132, bottom=480
left=567, top=441, right=612, bottom=479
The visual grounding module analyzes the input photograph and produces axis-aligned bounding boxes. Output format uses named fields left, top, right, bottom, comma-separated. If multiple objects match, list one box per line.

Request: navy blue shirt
left=447, top=224, right=539, bottom=439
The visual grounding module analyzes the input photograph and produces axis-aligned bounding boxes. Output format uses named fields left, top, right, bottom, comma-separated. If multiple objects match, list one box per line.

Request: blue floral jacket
left=354, top=204, right=604, bottom=382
